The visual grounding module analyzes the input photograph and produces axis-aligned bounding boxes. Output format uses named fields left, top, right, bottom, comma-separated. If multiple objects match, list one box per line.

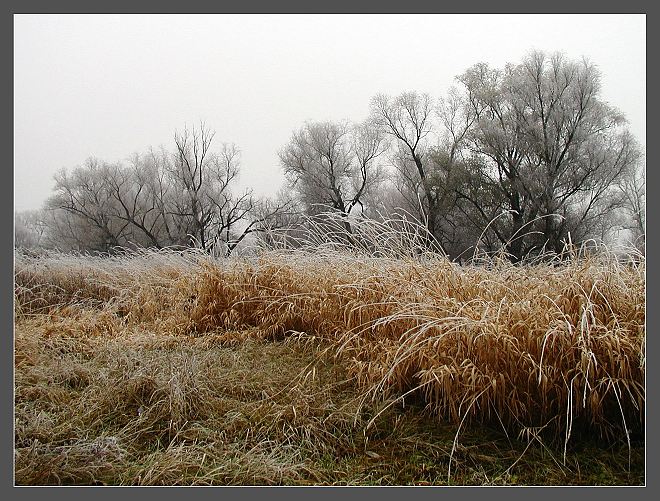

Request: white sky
left=14, top=14, right=646, bottom=212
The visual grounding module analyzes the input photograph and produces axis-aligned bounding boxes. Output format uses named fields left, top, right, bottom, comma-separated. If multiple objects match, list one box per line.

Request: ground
left=14, top=318, right=644, bottom=486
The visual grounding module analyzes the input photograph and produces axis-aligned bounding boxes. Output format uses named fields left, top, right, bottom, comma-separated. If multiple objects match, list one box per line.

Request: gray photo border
left=3, top=1, right=653, bottom=501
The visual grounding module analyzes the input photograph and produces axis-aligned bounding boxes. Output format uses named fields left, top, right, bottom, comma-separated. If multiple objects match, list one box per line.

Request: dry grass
left=14, top=239, right=645, bottom=485
left=15, top=319, right=361, bottom=485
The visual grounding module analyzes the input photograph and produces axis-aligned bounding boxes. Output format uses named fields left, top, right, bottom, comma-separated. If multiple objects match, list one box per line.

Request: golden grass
left=15, top=245, right=645, bottom=446
left=15, top=240, right=646, bottom=484
left=14, top=315, right=643, bottom=486
left=15, top=317, right=367, bottom=485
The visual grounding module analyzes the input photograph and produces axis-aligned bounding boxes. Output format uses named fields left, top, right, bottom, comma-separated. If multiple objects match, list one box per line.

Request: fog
left=14, top=14, right=645, bottom=212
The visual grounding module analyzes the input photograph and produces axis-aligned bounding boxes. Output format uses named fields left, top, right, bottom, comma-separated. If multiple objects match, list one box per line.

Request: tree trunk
left=506, top=211, right=525, bottom=263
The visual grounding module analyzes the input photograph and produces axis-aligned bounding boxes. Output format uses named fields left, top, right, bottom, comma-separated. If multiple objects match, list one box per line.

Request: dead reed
left=15, top=236, right=645, bottom=453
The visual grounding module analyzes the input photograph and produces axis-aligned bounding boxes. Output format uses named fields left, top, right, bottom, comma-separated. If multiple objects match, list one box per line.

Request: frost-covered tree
left=452, top=51, right=642, bottom=260
left=280, top=120, right=386, bottom=216
left=45, top=123, right=290, bottom=254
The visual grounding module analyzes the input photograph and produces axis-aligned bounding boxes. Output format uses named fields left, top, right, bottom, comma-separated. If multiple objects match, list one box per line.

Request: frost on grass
left=14, top=240, right=645, bottom=485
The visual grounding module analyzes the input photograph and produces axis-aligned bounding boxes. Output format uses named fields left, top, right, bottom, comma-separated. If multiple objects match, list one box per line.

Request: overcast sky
left=14, top=14, right=646, bottom=212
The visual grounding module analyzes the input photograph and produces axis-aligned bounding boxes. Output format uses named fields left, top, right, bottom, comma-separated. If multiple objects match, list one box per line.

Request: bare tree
left=168, top=123, right=296, bottom=254
left=48, top=155, right=176, bottom=251
left=101, top=159, right=166, bottom=248
left=42, top=122, right=293, bottom=255
left=370, top=92, right=438, bottom=240
left=222, top=195, right=299, bottom=255
left=370, top=90, right=494, bottom=258
left=167, top=123, right=277, bottom=253
left=170, top=122, right=218, bottom=250
left=125, top=146, right=193, bottom=248
left=454, top=51, right=641, bottom=260
left=14, top=209, right=48, bottom=250
left=617, top=163, right=646, bottom=253
left=248, top=190, right=306, bottom=250
left=47, top=158, right=131, bottom=251
left=279, top=120, right=386, bottom=240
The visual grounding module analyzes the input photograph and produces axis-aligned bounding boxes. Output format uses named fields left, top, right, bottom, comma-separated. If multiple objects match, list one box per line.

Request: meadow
left=14, top=235, right=645, bottom=485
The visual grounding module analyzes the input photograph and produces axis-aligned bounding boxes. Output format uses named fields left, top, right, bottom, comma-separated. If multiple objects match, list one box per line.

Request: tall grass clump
left=15, top=214, right=645, bottom=452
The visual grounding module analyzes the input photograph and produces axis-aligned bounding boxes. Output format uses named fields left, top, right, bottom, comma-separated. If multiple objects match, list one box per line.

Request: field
left=14, top=246, right=645, bottom=485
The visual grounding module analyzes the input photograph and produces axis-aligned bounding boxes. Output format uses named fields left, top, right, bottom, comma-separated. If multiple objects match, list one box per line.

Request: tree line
left=16, top=51, right=645, bottom=260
